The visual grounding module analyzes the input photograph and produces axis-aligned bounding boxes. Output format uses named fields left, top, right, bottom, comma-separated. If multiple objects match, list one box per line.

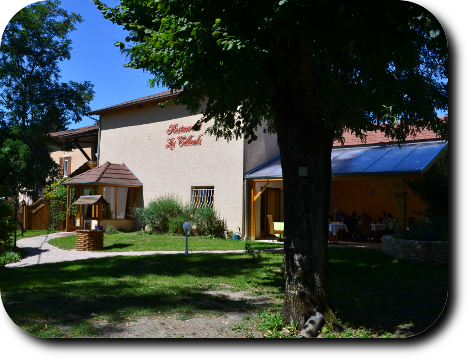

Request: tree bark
left=270, top=24, right=339, bottom=330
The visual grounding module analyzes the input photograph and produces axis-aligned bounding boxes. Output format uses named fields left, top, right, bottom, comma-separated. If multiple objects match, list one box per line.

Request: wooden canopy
left=72, top=195, right=110, bottom=206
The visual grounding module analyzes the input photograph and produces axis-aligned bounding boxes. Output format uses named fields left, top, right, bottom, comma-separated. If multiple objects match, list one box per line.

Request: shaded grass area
left=0, top=247, right=447, bottom=338
left=0, top=252, right=283, bottom=338
left=327, top=248, right=448, bottom=337
left=1, top=230, right=52, bottom=264
left=49, top=232, right=283, bottom=252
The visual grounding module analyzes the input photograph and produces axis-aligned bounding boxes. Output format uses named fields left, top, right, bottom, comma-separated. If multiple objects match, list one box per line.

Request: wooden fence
left=15, top=197, right=64, bottom=231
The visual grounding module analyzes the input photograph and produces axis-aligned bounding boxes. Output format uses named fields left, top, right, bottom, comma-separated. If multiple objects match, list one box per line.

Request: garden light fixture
left=183, top=222, right=191, bottom=255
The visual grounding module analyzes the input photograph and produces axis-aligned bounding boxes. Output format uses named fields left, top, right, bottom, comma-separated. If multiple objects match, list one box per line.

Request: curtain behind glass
left=103, top=186, right=116, bottom=219
left=117, top=188, right=129, bottom=219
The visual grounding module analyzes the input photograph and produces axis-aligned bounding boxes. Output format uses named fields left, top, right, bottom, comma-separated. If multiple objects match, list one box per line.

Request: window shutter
left=67, top=157, right=72, bottom=175
left=59, top=157, right=64, bottom=175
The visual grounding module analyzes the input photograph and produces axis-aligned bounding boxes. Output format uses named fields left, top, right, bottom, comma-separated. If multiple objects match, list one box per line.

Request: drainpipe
left=244, top=178, right=247, bottom=241
left=96, top=118, right=101, bottom=166
left=87, top=115, right=101, bottom=166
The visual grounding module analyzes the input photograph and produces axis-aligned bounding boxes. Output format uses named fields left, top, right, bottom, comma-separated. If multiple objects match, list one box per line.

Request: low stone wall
left=381, top=235, right=448, bottom=265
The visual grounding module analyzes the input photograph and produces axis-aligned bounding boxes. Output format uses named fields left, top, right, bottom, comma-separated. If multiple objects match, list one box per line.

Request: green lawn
left=0, top=247, right=447, bottom=338
left=48, top=231, right=284, bottom=252
left=16, top=229, right=52, bottom=239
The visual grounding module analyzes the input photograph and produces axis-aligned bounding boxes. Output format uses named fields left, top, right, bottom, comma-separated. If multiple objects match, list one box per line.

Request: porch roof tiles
left=63, top=161, right=142, bottom=186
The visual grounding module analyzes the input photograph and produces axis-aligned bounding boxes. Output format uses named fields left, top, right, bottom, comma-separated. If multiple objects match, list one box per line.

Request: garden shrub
left=132, top=193, right=227, bottom=237
left=403, top=152, right=448, bottom=242
left=168, top=215, right=190, bottom=235
left=132, top=206, right=148, bottom=232
left=394, top=215, right=448, bottom=242
left=105, top=223, right=120, bottom=234
left=193, top=206, right=227, bottom=238
left=0, top=198, right=16, bottom=253
left=142, top=194, right=184, bottom=233
left=43, top=178, right=69, bottom=231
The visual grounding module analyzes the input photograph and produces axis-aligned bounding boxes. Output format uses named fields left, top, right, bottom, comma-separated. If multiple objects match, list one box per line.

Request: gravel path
left=6, top=232, right=284, bottom=268
left=6, top=232, right=378, bottom=269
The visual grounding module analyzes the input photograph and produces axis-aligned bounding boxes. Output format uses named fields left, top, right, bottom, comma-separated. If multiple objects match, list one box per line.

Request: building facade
left=62, top=89, right=446, bottom=238
left=87, top=90, right=279, bottom=233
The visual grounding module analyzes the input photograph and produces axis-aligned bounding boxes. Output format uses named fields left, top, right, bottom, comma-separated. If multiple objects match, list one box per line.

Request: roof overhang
left=244, top=141, right=448, bottom=180
left=72, top=195, right=110, bottom=206
left=87, top=90, right=182, bottom=116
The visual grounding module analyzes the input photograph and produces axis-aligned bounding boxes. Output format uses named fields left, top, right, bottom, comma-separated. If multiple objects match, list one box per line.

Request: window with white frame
left=191, top=187, right=214, bottom=209
left=63, top=157, right=69, bottom=177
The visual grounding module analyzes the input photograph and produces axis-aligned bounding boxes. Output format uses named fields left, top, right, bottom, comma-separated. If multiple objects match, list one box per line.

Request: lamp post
left=183, top=222, right=191, bottom=255
left=21, top=199, right=26, bottom=237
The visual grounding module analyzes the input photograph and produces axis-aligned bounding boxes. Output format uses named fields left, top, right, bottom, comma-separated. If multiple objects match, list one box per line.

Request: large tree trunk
left=270, top=24, right=338, bottom=331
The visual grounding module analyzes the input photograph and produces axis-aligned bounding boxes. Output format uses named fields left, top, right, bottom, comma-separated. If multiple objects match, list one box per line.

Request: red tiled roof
left=50, top=125, right=99, bottom=139
left=63, top=161, right=142, bottom=186
left=69, top=161, right=97, bottom=178
left=87, top=89, right=183, bottom=115
left=334, top=117, right=447, bottom=147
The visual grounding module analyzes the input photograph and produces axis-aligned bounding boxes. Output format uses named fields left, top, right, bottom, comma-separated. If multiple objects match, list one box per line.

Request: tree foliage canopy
left=0, top=0, right=94, bottom=198
left=94, top=0, right=448, bottom=330
left=94, top=0, right=447, bottom=143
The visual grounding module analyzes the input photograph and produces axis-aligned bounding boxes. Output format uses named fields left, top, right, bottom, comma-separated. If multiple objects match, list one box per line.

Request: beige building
left=84, top=90, right=279, bottom=234
left=61, top=89, right=447, bottom=240
left=49, top=125, right=99, bottom=178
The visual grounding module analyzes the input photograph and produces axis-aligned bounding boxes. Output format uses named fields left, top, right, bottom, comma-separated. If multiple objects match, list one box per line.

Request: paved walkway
left=6, top=233, right=380, bottom=268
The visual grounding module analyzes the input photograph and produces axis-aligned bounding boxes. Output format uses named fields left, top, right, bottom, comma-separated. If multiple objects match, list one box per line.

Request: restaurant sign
left=165, top=123, right=203, bottom=150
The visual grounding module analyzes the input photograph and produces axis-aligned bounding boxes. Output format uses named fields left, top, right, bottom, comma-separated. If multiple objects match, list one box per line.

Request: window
left=191, top=187, right=214, bottom=209
left=63, top=158, right=69, bottom=177
left=116, top=187, right=129, bottom=219
left=59, top=157, right=71, bottom=177
left=103, top=186, right=116, bottom=219
left=83, top=187, right=97, bottom=218
left=102, top=186, right=132, bottom=220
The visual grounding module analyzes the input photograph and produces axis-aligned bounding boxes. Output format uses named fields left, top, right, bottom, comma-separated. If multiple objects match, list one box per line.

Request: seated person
left=384, top=213, right=394, bottom=230
left=380, top=211, right=387, bottom=224
left=351, top=211, right=359, bottom=223
left=334, top=209, right=347, bottom=222
left=344, top=216, right=358, bottom=240
left=351, top=211, right=361, bottom=236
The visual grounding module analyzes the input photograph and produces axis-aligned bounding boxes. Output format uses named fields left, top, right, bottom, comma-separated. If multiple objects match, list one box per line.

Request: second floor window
left=60, top=156, right=71, bottom=177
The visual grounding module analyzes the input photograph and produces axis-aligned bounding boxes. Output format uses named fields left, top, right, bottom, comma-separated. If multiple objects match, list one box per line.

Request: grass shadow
left=101, top=243, right=133, bottom=251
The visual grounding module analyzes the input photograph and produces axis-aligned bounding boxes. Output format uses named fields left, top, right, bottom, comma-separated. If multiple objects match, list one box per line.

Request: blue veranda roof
left=244, top=141, right=448, bottom=179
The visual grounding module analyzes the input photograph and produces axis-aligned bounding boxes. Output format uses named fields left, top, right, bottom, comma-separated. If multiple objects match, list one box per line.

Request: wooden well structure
left=72, top=195, right=110, bottom=251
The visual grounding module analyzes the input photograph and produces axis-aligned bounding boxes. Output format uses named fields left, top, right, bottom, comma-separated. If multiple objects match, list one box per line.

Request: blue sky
left=1, top=0, right=167, bottom=129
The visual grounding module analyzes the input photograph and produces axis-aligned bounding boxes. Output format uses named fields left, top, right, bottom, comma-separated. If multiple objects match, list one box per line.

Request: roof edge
left=87, top=89, right=183, bottom=116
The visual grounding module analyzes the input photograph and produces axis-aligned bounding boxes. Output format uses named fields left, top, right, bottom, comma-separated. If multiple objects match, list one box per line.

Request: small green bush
left=193, top=206, right=227, bottom=238
left=132, top=194, right=227, bottom=237
left=394, top=216, right=448, bottom=242
left=140, top=194, right=184, bottom=233
left=168, top=215, right=189, bottom=235
left=0, top=198, right=16, bottom=255
left=105, top=223, right=120, bottom=235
